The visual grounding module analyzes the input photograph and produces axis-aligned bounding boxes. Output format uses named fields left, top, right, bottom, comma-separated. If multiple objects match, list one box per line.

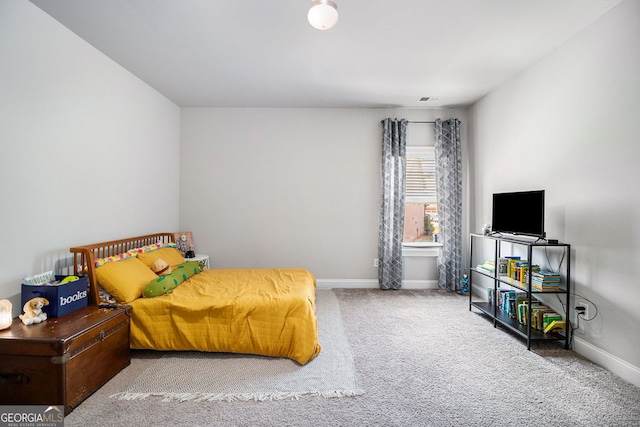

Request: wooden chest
left=0, top=306, right=130, bottom=414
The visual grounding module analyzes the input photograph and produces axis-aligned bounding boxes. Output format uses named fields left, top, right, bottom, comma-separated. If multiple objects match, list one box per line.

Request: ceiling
left=30, top=0, right=622, bottom=108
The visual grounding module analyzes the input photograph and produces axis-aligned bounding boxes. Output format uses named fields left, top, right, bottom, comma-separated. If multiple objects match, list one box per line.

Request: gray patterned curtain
left=378, top=118, right=407, bottom=290
left=435, top=118, right=462, bottom=291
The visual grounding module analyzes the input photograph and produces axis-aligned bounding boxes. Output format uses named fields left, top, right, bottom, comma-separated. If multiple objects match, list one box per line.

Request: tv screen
left=491, top=190, right=545, bottom=238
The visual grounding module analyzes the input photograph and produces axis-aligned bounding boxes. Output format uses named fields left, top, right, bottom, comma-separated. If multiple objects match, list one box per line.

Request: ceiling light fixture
left=308, top=0, right=339, bottom=30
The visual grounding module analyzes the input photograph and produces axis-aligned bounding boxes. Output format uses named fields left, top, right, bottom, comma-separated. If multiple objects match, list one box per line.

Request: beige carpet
left=110, top=289, right=363, bottom=402
left=64, top=289, right=640, bottom=427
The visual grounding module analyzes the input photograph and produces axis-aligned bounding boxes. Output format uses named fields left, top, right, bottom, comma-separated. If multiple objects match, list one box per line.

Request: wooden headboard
left=70, top=233, right=176, bottom=305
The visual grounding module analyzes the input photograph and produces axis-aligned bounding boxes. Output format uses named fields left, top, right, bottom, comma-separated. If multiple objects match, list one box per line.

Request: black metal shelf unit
left=468, top=233, right=571, bottom=350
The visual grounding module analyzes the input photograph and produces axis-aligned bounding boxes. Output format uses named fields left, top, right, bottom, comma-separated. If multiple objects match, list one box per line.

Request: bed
left=69, top=233, right=321, bottom=365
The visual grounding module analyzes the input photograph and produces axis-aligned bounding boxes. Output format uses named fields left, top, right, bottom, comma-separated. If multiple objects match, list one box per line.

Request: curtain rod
left=380, top=120, right=436, bottom=124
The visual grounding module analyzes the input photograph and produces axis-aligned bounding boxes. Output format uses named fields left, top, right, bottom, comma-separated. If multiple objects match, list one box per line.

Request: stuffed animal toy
left=143, top=261, right=200, bottom=298
left=151, top=258, right=172, bottom=276
left=0, top=299, right=12, bottom=330
left=19, top=297, right=49, bottom=325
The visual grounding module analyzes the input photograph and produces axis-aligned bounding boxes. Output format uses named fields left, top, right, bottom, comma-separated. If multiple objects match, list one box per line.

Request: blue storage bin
left=21, top=275, right=89, bottom=318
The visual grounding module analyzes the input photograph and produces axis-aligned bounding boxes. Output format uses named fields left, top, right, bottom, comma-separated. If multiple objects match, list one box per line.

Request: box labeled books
left=21, top=275, right=89, bottom=318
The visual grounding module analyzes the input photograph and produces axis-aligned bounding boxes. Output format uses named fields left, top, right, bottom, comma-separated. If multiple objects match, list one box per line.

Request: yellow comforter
left=128, top=268, right=321, bottom=365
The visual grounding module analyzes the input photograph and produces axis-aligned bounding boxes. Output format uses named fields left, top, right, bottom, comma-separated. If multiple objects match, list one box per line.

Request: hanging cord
left=544, top=246, right=566, bottom=274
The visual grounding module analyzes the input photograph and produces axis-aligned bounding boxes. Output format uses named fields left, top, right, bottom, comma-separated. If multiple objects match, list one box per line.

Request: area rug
left=110, top=289, right=363, bottom=402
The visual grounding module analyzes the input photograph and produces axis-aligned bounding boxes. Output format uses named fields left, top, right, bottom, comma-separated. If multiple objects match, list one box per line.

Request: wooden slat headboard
left=70, top=232, right=176, bottom=305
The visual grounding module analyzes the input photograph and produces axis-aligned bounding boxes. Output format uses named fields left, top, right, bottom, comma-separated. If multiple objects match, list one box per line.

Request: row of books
left=477, top=256, right=536, bottom=281
left=477, top=257, right=563, bottom=290
left=509, top=259, right=539, bottom=283
left=488, top=288, right=565, bottom=333
left=487, top=288, right=526, bottom=318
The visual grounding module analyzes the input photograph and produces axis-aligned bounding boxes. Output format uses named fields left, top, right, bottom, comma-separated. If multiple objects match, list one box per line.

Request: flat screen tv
left=491, top=190, right=545, bottom=239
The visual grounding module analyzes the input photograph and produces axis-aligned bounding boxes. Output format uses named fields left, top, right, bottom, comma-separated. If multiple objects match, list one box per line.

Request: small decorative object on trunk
left=19, top=297, right=49, bottom=325
left=0, top=299, right=12, bottom=330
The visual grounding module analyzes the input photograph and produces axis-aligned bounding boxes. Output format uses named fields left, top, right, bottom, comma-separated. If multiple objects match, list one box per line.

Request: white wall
left=468, top=0, right=640, bottom=384
left=180, top=107, right=467, bottom=286
left=0, top=2, right=181, bottom=314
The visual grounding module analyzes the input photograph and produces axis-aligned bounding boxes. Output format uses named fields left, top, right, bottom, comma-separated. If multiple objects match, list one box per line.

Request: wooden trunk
left=0, top=306, right=130, bottom=414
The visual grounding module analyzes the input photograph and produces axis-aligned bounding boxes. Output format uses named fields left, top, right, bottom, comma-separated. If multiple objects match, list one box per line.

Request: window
left=403, top=146, right=438, bottom=244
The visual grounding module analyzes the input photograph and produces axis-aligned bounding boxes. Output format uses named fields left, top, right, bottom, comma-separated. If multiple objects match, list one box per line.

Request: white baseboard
left=572, top=336, right=640, bottom=388
left=316, top=279, right=439, bottom=290
left=316, top=279, right=377, bottom=289
left=402, top=280, right=440, bottom=289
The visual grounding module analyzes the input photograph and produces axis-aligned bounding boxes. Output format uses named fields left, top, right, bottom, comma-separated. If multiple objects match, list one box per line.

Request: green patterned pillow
left=142, top=261, right=200, bottom=298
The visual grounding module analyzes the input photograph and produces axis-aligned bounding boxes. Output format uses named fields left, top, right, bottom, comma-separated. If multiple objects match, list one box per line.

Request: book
left=532, top=306, right=557, bottom=330
left=497, top=289, right=511, bottom=308
left=509, top=295, right=527, bottom=319
left=24, top=270, right=56, bottom=286
left=501, top=290, right=516, bottom=312
left=498, top=257, right=509, bottom=275
left=515, top=296, right=528, bottom=323
left=543, top=312, right=564, bottom=330
left=514, top=261, right=529, bottom=281
left=544, top=320, right=566, bottom=334
left=517, top=299, right=545, bottom=325
left=518, top=302, right=527, bottom=325
left=477, top=264, right=494, bottom=275
left=480, top=261, right=495, bottom=272
left=532, top=279, right=561, bottom=285
left=532, top=283, right=560, bottom=291
left=520, top=264, right=540, bottom=283
left=532, top=270, right=561, bottom=281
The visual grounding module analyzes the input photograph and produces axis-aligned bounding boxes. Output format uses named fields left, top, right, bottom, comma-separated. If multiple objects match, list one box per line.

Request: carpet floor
left=109, top=289, right=362, bottom=402
left=64, top=289, right=640, bottom=427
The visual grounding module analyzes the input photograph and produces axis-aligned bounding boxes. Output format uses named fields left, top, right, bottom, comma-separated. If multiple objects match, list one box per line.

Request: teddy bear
left=19, top=297, right=49, bottom=325
left=151, top=258, right=172, bottom=276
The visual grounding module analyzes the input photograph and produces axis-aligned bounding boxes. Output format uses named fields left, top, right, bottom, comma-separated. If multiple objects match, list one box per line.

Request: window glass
left=404, top=147, right=438, bottom=243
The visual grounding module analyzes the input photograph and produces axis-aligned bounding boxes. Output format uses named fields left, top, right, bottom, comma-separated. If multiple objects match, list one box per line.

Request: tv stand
left=490, top=232, right=548, bottom=244
left=468, top=233, right=571, bottom=350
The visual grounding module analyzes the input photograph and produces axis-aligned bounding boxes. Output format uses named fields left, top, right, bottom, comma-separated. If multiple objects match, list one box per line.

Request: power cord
left=557, top=292, right=599, bottom=349
left=572, top=294, right=598, bottom=322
